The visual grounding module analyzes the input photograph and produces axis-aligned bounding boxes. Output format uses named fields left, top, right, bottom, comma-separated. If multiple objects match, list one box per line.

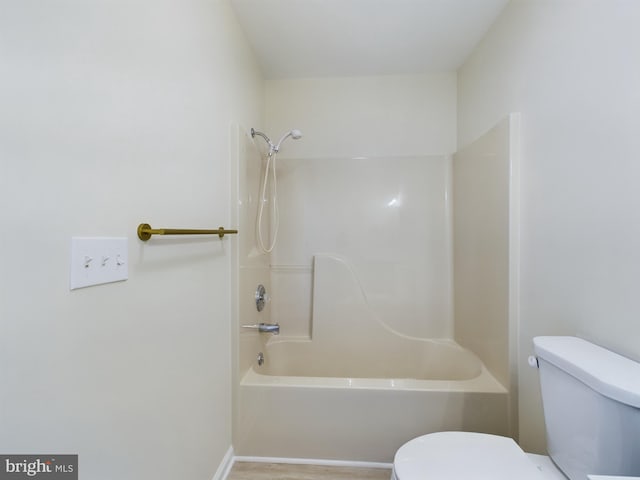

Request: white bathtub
left=236, top=338, right=509, bottom=463
left=254, top=337, right=485, bottom=381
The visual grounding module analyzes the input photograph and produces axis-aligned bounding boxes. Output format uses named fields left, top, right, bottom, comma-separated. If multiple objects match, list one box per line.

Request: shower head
left=274, top=129, right=303, bottom=152
left=251, top=127, right=302, bottom=153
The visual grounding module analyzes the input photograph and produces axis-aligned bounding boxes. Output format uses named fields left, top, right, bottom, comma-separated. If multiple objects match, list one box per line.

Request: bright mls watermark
left=0, top=455, right=77, bottom=479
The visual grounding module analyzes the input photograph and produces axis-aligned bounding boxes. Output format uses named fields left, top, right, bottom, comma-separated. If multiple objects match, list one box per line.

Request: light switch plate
left=70, top=237, right=128, bottom=290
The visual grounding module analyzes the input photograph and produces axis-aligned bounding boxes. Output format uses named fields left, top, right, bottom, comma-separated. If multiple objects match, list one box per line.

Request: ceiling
left=230, top=0, right=510, bottom=79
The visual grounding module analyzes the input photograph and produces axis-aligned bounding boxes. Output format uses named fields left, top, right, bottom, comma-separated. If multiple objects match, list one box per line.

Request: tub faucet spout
left=241, top=323, right=280, bottom=335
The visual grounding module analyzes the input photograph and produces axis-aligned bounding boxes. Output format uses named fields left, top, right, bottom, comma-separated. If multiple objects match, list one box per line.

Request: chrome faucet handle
left=241, top=323, right=280, bottom=335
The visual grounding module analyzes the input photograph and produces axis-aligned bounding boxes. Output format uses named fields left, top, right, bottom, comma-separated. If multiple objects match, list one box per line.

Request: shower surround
left=271, top=154, right=453, bottom=340
left=232, top=115, right=519, bottom=462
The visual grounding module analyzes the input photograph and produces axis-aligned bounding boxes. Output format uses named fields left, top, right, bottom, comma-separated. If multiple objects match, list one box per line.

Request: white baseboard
left=232, top=455, right=392, bottom=470
left=212, top=446, right=235, bottom=480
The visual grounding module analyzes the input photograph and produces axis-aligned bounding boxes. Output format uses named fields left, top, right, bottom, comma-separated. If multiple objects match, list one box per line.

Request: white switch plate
left=70, top=237, right=128, bottom=290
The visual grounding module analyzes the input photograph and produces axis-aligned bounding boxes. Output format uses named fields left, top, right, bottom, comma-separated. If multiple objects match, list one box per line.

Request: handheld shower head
left=274, top=129, right=303, bottom=152
left=251, top=126, right=304, bottom=254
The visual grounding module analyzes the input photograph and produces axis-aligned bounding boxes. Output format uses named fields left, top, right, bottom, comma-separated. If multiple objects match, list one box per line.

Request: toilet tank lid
left=534, top=336, right=640, bottom=408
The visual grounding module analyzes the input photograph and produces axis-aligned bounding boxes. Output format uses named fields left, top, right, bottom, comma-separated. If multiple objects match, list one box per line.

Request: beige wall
left=458, top=0, right=640, bottom=453
left=265, top=73, right=457, bottom=159
left=0, top=1, right=262, bottom=478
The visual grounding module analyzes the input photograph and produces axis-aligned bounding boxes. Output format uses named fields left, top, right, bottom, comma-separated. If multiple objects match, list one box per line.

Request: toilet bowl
left=391, top=431, right=564, bottom=480
left=391, top=337, right=640, bottom=480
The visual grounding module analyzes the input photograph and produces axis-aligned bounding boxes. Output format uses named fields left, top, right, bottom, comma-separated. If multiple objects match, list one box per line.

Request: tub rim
left=241, top=364, right=507, bottom=393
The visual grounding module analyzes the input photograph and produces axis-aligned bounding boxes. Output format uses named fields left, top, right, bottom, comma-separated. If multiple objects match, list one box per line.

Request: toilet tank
left=534, top=337, right=640, bottom=480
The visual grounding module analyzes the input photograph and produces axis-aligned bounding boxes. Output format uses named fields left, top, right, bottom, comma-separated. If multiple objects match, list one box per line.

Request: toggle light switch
left=70, top=237, right=128, bottom=290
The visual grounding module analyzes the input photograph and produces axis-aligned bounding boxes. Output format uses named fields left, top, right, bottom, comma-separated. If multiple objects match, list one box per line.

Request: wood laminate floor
left=227, top=462, right=392, bottom=480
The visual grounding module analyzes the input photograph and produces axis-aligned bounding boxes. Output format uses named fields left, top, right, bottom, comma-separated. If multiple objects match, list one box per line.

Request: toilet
left=392, top=336, right=640, bottom=480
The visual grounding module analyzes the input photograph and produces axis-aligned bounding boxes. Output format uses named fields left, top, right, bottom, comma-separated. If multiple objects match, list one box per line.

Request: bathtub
left=254, top=337, right=485, bottom=381
left=236, top=338, right=509, bottom=463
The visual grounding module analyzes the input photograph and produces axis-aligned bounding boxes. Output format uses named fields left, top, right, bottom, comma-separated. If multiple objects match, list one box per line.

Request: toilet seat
left=393, top=432, right=548, bottom=480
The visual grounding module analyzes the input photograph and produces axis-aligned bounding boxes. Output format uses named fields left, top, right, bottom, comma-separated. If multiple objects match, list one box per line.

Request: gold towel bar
left=137, top=223, right=238, bottom=241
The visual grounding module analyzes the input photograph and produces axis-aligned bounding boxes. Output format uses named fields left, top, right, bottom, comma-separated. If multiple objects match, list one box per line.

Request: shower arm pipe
left=251, top=128, right=276, bottom=153
left=137, top=223, right=238, bottom=241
